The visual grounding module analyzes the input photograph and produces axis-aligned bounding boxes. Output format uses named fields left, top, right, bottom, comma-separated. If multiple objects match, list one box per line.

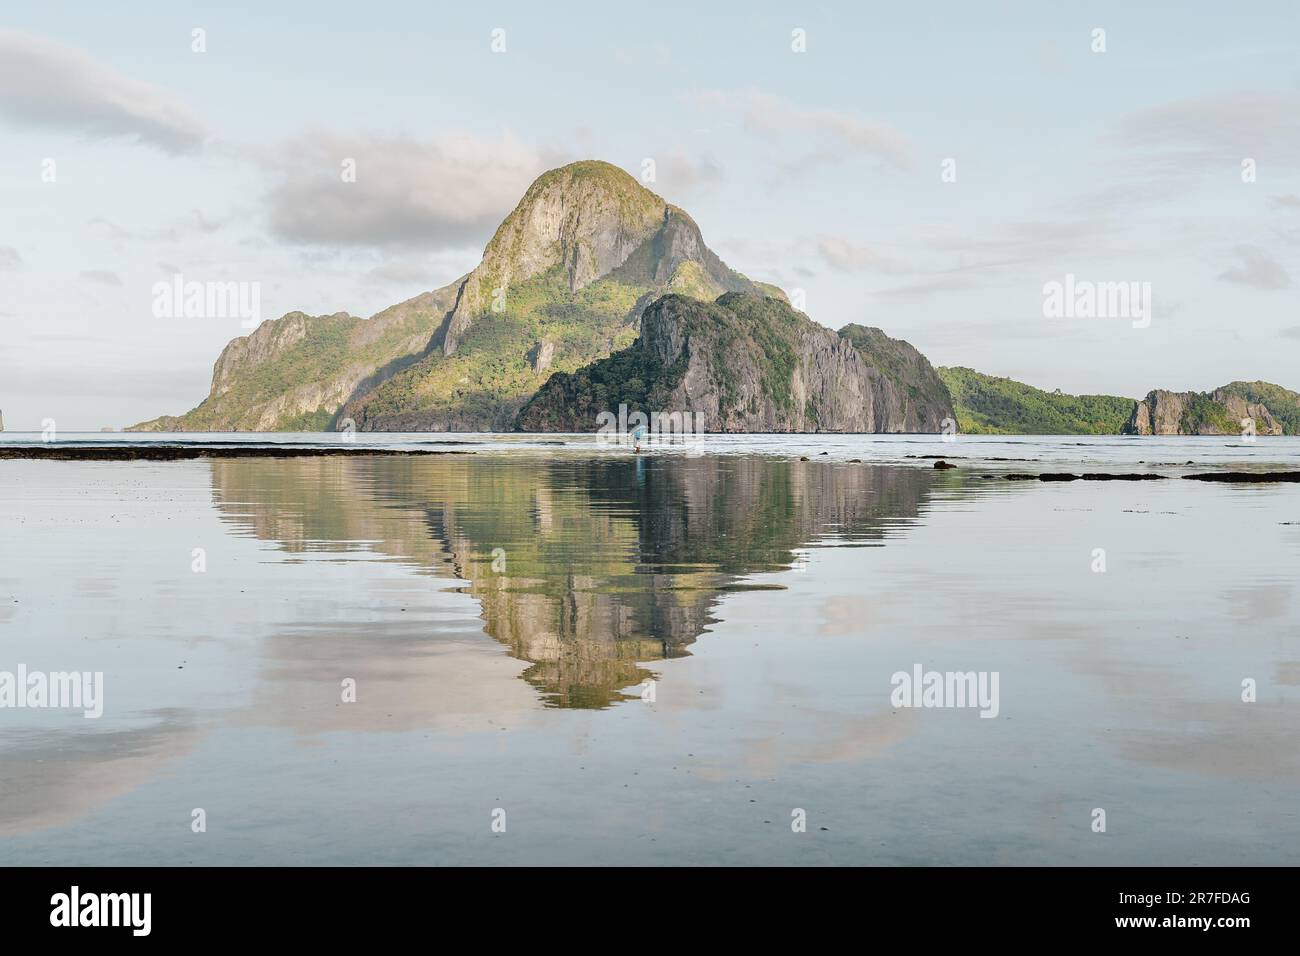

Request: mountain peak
left=436, top=161, right=668, bottom=355
left=481, top=160, right=666, bottom=288
left=526, top=159, right=654, bottom=194
left=438, top=159, right=749, bottom=356
left=133, top=159, right=767, bottom=433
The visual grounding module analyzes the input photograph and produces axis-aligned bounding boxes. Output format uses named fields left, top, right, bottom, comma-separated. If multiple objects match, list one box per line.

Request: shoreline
left=1, top=444, right=1297, bottom=480
left=988, top=470, right=1300, bottom=483
left=0, top=445, right=473, bottom=461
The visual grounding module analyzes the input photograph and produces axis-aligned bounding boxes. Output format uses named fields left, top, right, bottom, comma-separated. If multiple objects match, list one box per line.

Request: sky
left=1, top=0, right=1298, bottom=429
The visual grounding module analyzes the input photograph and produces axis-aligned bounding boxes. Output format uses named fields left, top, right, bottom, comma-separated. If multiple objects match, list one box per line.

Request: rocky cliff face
left=437, top=161, right=667, bottom=357
left=338, top=161, right=762, bottom=431
left=836, top=324, right=955, bottom=433
left=131, top=160, right=758, bottom=433
left=1215, top=381, right=1300, bottom=435
left=516, top=292, right=953, bottom=433
left=129, top=159, right=962, bottom=435
left=129, top=280, right=464, bottom=432
left=1124, top=387, right=1282, bottom=436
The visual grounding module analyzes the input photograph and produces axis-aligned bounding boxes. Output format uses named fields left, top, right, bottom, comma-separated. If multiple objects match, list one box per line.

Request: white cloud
left=692, top=89, right=913, bottom=170
left=79, top=270, right=123, bottom=287
left=0, top=30, right=206, bottom=153
left=1217, top=245, right=1292, bottom=289
left=88, top=209, right=225, bottom=244
left=653, top=149, right=723, bottom=196
left=0, top=246, right=20, bottom=272
left=861, top=219, right=1126, bottom=301
left=817, top=236, right=910, bottom=274
left=1109, top=92, right=1300, bottom=171
left=262, top=130, right=545, bottom=248
left=874, top=273, right=982, bottom=300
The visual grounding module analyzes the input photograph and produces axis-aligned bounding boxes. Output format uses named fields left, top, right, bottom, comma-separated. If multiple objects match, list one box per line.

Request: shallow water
left=6, top=429, right=1300, bottom=471
left=1, top=443, right=1297, bottom=864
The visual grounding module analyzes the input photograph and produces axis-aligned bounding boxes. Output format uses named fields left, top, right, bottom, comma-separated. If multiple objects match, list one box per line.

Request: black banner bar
left=0, top=866, right=1284, bottom=942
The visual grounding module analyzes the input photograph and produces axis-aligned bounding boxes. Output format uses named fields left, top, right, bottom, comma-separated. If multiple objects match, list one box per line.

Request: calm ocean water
left=5, top=429, right=1300, bottom=470
left=1, top=435, right=1297, bottom=864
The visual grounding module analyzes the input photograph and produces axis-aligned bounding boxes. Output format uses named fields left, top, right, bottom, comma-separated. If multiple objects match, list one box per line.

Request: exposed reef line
left=0, top=446, right=473, bottom=461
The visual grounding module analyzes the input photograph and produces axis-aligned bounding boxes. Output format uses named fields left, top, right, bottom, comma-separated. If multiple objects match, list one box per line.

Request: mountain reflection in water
left=210, top=455, right=936, bottom=707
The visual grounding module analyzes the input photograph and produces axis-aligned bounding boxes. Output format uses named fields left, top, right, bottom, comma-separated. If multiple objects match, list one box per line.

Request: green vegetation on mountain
left=509, top=340, right=668, bottom=431
left=131, top=160, right=759, bottom=433
left=517, top=292, right=953, bottom=433
left=937, top=367, right=1136, bottom=434
left=342, top=267, right=648, bottom=429
left=1179, top=393, right=1238, bottom=434
left=129, top=285, right=462, bottom=431
left=340, top=161, right=760, bottom=430
left=514, top=294, right=745, bottom=431
left=1125, top=383, right=1289, bottom=435
left=1217, top=381, right=1300, bottom=434
left=942, top=369, right=1300, bottom=436
left=129, top=156, right=1297, bottom=437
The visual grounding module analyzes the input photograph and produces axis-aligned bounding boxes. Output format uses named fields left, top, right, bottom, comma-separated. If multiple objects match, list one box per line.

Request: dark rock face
left=516, top=292, right=954, bottom=434
left=527, top=340, right=556, bottom=373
